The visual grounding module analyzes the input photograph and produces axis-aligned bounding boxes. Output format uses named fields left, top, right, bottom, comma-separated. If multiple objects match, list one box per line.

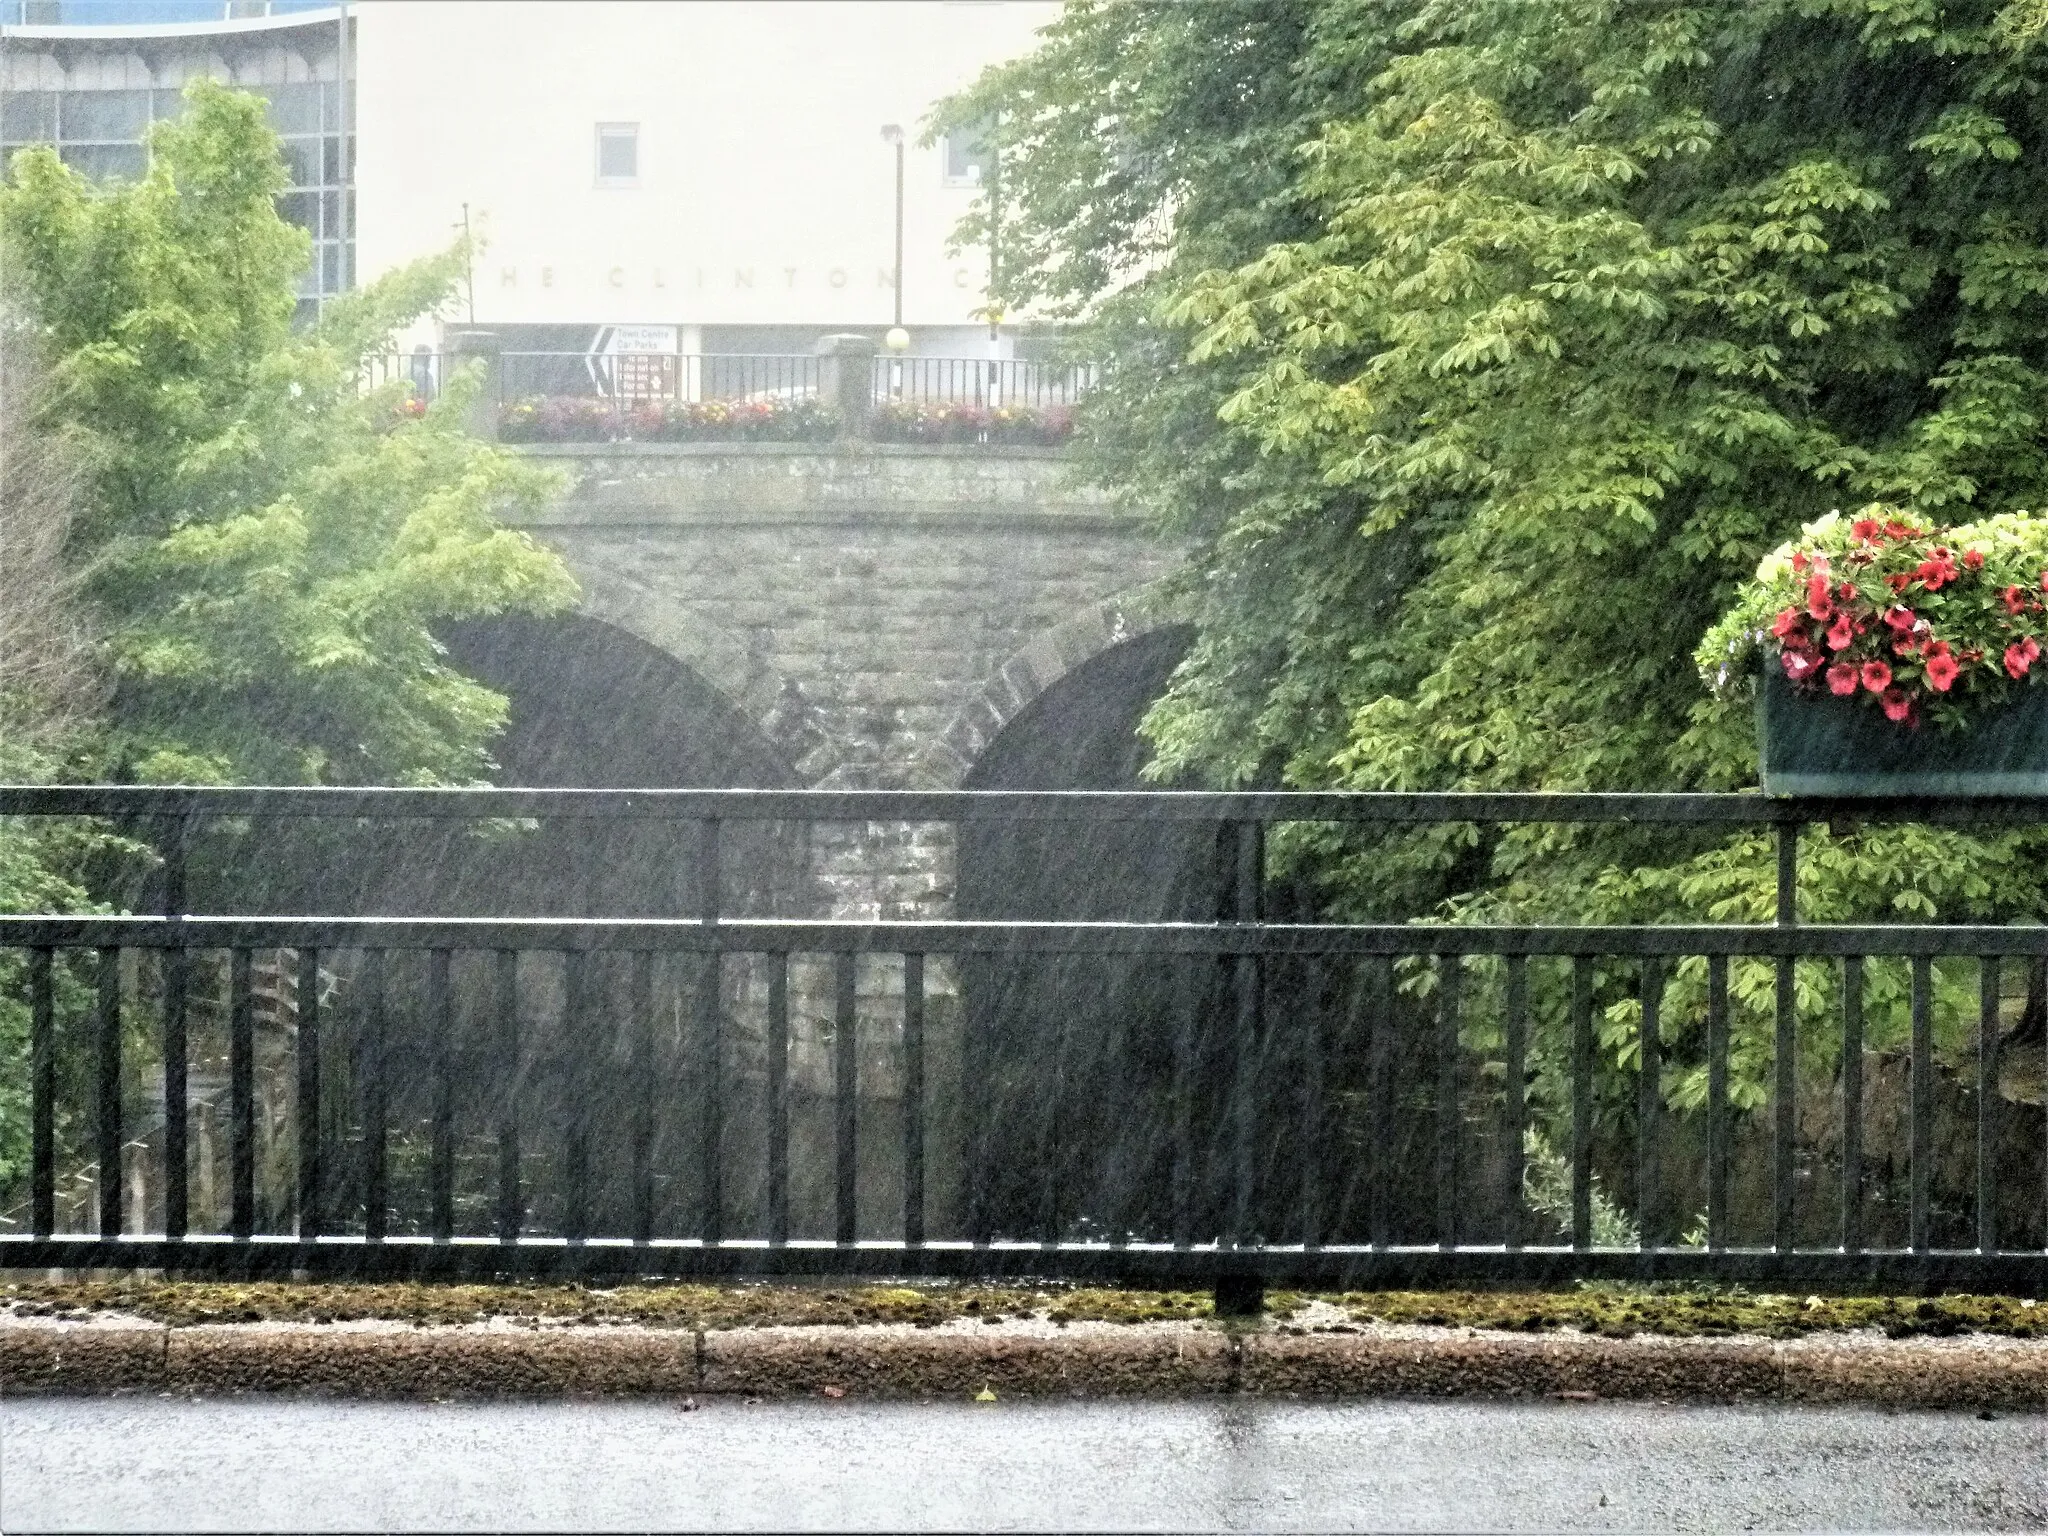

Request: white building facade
left=2, top=0, right=1062, bottom=357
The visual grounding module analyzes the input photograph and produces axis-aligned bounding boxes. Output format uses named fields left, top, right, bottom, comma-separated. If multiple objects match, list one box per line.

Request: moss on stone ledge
left=0, top=1279, right=2039, bottom=1338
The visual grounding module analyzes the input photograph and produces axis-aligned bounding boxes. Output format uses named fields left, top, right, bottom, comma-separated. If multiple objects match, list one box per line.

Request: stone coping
left=516, top=441, right=1067, bottom=459
left=5, top=1307, right=2044, bottom=1409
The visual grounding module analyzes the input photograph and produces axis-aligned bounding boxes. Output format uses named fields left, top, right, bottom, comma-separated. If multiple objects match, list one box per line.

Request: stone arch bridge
left=478, top=441, right=1191, bottom=925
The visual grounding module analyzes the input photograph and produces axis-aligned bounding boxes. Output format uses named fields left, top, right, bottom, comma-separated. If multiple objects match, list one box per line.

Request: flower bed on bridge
left=869, top=399, right=1075, bottom=446
left=499, top=394, right=840, bottom=444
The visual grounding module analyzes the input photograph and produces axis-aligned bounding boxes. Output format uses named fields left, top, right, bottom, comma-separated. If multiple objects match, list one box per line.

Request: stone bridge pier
left=450, top=442, right=1193, bottom=1242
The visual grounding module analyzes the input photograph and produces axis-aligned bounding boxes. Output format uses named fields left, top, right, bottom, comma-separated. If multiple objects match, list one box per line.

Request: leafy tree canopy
left=1, top=80, right=577, bottom=788
left=939, top=0, right=2048, bottom=934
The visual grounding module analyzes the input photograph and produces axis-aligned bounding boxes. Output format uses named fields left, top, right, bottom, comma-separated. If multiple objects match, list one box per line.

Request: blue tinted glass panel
left=58, top=90, right=150, bottom=141
left=55, top=2, right=228, bottom=21
left=261, top=83, right=322, bottom=136
left=0, top=93, right=55, bottom=142
left=58, top=142, right=146, bottom=180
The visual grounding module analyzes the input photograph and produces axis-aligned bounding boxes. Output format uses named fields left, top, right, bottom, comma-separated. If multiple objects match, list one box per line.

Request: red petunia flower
left=1881, top=687, right=1914, bottom=723
left=1836, top=580, right=1859, bottom=601
left=1964, top=548, right=1985, bottom=570
left=1851, top=517, right=1882, bottom=542
left=1886, top=572, right=1912, bottom=595
left=1772, top=607, right=1806, bottom=638
left=1860, top=660, right=1892, bottom=692
left=1807, top=573, right=1834, bottom=618
left=1826, top=616, right=1856, bottom=650
left=2006, top=637, right=2042, bottom=678
left=1782, top=649, right=1820, bottom=682
left=1883, top=606, right=1915, bottom=632
left=1885, top=520, right=1917, bottom=540
left=1824, top=663, right=1857, bottom=695
left=1917, top=550, right=1960, bottom=590
left=1925, top=649, right=1961, bottom=691
left=2004, top=585, right=2027, bottom=615
left=1791, top=551, right=1809, bottom=574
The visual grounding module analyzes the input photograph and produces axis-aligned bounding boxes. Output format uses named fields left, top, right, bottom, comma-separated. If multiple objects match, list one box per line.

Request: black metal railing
left=1, top=786, right=2044, bottom=1296
left=364, top=353, right=1093, bottom=416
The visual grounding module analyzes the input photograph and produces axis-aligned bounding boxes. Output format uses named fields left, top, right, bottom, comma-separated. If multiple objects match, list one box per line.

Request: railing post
left=1217, top=817, right=1265, bottom=1317
left=447, top=328, right=502, bottom=441
left=816, top=333, right=876, bottom=439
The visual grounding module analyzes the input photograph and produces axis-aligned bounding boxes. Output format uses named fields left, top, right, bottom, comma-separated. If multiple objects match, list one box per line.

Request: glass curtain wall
left=0, top=62, right=352, bottom=323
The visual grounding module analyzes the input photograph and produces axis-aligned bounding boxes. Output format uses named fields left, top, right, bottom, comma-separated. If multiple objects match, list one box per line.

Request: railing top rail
left=3, top=784, right=2047, bottom=825
left=5, top=914, right=2046, bottom=955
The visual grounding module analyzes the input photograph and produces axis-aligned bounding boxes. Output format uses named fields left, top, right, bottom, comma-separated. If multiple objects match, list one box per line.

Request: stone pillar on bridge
left=815, top=333, right=877, bottom=439
left=446, top=328, right=503, bottom=442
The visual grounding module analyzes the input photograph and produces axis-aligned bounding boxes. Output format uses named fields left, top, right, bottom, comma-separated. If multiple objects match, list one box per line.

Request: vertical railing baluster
left=96, top=947, right=121, bottom=1240
left=1978, top=954, right=1998, bottom=1255
left=1910, top=953, right=1932, bottom=1254
left=1436, top=953, right=1460, bottom=1251
left=697, top=819, right=723, bottom=1246
left=563, top=950, right=588, bottom=1244
left=1774, top=953, right=1796, bottom=1252
left=1570, top=955, right=1592, bottom=1250
left=230, top=947, right=255, bottom=1241
left=1368, top=953, right=1393, bottom=1250
left=1707, top=954, right=1730, bottom=1250
left=1775, top=821, right=1798, bottom=926
left=903, top=952, right=925, bottom=1248
left=767, top=952, right=790, bottom=1246
left=163, top=945, right=188, bottom=1242
left=1638, top=956, right=1661, bottom=1262
left=1503, top=953, right=1528, bottom=1252
left=1171, top=960, right=1194, bottom=1249
left=1041, top=956, right=1063, bottom=1248
left=363, top=948, right=388, bottom=1244
left=835, top=950, right=857, bottom=1247
left=495, top=949, right=520, bottom=1243
left=296, top=946, right=321, bottom=1241
left=631, top=950, right=654, bottom=1244
left=1229, top=819, right=1263, bottom=1248
left=429, top=948, right=454, bottom=1243
left=29, top=947, right=53, bottom=1241
left=1841, top=956, right=1863, bottom=1255
left=1300, top=957, right=1324, bottom=1250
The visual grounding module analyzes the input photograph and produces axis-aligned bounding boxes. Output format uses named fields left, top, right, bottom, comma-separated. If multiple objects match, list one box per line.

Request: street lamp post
left=880, top=124, right=909, bottom=395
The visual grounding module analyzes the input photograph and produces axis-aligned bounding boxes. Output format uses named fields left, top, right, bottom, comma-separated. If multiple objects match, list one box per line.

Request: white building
left=1, top=0, right=1061, bottom=357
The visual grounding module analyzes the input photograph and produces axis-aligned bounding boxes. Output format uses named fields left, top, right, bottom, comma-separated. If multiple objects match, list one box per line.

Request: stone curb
left=3, top=1320, right=2045, bottom=1408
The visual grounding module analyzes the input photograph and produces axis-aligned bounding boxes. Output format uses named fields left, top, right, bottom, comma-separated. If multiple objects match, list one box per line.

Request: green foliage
left=943, top=0, right=2048, bottom=1168
left=0, top=80, right=577, bottom=787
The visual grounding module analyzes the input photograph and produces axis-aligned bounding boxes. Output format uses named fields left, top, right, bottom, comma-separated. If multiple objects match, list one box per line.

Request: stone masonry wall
left=503, top=443, right=1185, bottom=1238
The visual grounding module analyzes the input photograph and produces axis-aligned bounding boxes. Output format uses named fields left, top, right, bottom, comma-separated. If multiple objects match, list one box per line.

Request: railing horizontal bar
left=9, top=915, right=2048, bottom=957
left=3, top=1233, right=2039, bottom=1290
left=8, top=784, right=2048, bottom=826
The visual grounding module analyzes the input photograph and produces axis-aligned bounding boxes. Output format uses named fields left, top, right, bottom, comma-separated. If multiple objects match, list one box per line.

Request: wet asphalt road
left=2, top=1395, right=2043, bottom=1532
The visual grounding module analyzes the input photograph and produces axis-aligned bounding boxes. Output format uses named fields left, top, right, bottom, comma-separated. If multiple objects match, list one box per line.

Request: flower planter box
left=1759, top=669, right=2048, bottom=796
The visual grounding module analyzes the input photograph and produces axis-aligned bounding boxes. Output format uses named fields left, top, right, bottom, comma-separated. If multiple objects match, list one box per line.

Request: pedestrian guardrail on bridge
left=1, top=786, right=2043, bottom=1302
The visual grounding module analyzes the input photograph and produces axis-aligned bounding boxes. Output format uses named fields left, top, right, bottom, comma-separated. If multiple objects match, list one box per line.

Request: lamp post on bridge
left=880, top=124, right=910, bottom=398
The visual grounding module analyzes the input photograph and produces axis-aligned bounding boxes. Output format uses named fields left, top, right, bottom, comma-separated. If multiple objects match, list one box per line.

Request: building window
left=942, top=120, right=994, bottom=187
left=595, top=122, right=638, bottom=186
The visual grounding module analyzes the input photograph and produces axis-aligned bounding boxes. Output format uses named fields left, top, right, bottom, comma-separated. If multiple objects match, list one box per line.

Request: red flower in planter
left=1917, top=549, right=1960, bottom=590
left=1924, top=646, right=1961, bottom=692
left=1771, top=607, right=1805, bottom=638
left=2004, top=586, right=2028, bottom=615
left=1826, top=663, right=1859, bottom=695
left=2005, top=638, right=2041, bottom=678
left=1881, top=687, right=1915, bottom=723
left=1782, top=648, right=1820, bottom=682
left=1885, top=572, right=1912, bottom=595
left=1860, top=660, right=1892, bottom=693
left=1882, top=605, right=1915, bottom=632
left=1964, top=548, right=1985, bottom=570
left=1851, top=517, right=1883, bottom=542
left=1806, top=573, right=1834, bottom=618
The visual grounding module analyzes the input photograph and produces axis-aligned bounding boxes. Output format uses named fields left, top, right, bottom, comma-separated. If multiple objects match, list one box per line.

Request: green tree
left=941, top=0, right=2048, bottom=1208
left=2, top=80, right=577, bottom=788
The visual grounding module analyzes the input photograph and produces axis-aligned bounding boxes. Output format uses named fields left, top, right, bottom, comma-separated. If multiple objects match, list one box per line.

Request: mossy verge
left=0, top=1280, right=1209, bottom=1331
left=1323, top=1288, right=2046, bottom=1340
left=2, top=1279, right=2042, bottom=1339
